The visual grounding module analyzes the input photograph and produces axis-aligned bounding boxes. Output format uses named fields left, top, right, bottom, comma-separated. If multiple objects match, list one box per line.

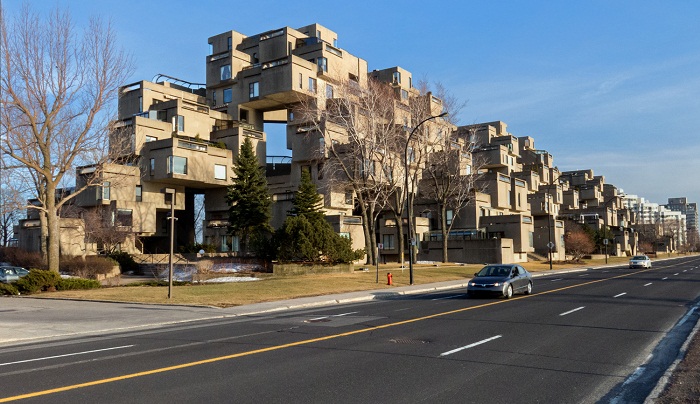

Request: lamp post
left=162, top=187, right=176, bottom=299
left=405, top=112, right=447, bottom=285
left=547, top=193, right=553, bottom=270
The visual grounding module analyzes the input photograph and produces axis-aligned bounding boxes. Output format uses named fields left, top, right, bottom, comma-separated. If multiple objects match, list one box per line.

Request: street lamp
left=405, top=112, right=447, bottom=285
left=162, top=187, right=176, bottom=299
left=546, top=193, right=554, bottom=270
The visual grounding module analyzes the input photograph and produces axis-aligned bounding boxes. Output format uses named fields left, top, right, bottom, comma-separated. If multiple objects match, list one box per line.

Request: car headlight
left=493, top=282, right=500, bottom=287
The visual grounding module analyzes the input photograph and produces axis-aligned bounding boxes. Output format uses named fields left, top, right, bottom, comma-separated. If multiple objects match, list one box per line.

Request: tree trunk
left=45, top=194, right=60, bottom=272
left=440, top=204, right=448, bottom=263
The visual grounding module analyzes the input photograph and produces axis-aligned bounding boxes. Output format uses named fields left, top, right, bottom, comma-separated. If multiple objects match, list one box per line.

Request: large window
left=116, top=209, right=133, bottom=227
left=249, top=82, right=259, bottom=98
left=100, top=181, right=110, bottom=200
left=220, top=64, right=231, bottom=80
left=214, top=164, right=226, bottom=180
left=221, top=235, right=239, bottom=252
left=172, top=115, right=184, bottom=132
left=446, top=210, right=454, bottom=226
left=135, top=185, right=142, bottom=202
left=392, top=71, right=401, bottom=84
left=325, top=84, right=333, bottom=99
left=167, top=156, right=187, bottom=175
left=227, top=36, right=232, bottom=50
left=308, top=77, right=317, bottom=93
left=317, top=57, right=328, bottom=72
left=149, top=158, right=155, bottom=176
left=223, top=88, right=232, bottom=103
left=382, top=234, right=395, bottom=250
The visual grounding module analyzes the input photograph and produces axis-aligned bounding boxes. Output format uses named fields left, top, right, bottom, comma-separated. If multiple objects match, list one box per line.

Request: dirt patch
left=655, top=328, right=700, bottom=403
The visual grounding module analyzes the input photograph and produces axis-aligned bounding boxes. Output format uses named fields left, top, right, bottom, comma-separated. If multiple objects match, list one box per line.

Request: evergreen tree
left=276, top=169, right=364, bottom=263
left=289, top=169, right=324, bottom=221
left=226, top=138, right=272, bottom=255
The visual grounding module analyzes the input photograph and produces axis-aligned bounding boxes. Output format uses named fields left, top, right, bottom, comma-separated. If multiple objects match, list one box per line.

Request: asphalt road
left=1, top=257, right=699, bottom=403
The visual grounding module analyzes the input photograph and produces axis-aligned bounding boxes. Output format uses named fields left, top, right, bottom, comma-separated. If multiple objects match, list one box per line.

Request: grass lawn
left=37, top=254, right=670, bottom=307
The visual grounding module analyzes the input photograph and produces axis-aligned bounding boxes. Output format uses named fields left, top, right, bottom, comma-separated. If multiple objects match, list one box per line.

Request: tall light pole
left=547, top=193, right=553, bottom=270
left=162, top=188, right=176, bottom=299
left=405, top=112, right=447, bottom=285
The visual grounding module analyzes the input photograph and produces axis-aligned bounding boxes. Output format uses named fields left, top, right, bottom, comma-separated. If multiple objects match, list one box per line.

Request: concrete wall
left=420, top=238, right=514, bottom=264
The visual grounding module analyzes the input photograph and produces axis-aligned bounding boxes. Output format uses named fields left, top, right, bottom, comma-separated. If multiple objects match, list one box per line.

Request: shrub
left=56, top=278, right=101, bottom=290
left=0, top=282, right=19, bottom=295
left=60, top=255, right=118, bottom=278
left=108, top=251, right=140, bottom=273
left=15, top=269, right=61, bottom=294
left=0, top=247, right=46, bottom=270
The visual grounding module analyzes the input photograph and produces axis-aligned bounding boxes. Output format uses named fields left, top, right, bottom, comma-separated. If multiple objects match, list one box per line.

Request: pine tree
left=289, top=169, right=324, bottom=221
left=226, top=138, right=272, bottom=255
left=276, top=169, right=363, bottom=263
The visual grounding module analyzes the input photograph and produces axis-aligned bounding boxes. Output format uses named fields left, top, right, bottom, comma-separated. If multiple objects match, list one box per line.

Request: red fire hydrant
left=387, top=272, right=393, bottom=285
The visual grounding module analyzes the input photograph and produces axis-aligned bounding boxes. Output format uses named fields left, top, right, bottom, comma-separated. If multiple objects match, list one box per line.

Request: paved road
left=1, top=257, right=698, bottom=403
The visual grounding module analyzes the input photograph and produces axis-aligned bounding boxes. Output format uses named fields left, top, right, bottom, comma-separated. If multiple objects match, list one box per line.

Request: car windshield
left=632, top=256, right=648, bottom=260
left=476, top=266, right=511, bottom=277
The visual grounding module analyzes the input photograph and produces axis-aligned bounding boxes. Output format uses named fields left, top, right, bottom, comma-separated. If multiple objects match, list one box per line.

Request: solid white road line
left=674, top=273, right=679, bottom=276
left=440, top=335, right=502, bottom=356
left=560, top=307, right=585, bottom=316
left=614, top=293, right=627, bottom=298
left=0, top=345, right=134, bottom=367
left=644, top=283, right=653, bottom=286
left=662, top=277, right=668, bottom=280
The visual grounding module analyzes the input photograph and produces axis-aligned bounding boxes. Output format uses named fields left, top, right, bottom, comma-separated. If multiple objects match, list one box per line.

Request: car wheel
left=525, top=282, right=532, bottom=295
left=504, top=284, right=513, bottom=299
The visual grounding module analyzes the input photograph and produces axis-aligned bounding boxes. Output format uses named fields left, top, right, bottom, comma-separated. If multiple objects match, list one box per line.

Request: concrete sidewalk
left=0, top=267, right=590, bottom=347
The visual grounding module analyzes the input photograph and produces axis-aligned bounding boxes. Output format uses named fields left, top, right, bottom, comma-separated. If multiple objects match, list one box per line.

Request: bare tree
left=295, top=76, right=403, bottom=265
left=0, top=5, right=132, bottom=271
left=415, top=83, right=481, bottom=263
left=564, top=229, right=594, bottom=262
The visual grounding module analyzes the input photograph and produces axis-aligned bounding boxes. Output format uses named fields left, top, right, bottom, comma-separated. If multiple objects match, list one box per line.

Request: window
left=167, top=156, right=187, bottom=175
left=529, top=232, right=534, bottom=248
left=446, top=210, right=454, bottom=226
left=316, top=30, right=321, bottom=39
left=212, top=90, right=216, bottom=105
left=116, top=209, right=133, bottom=227
left=382, top=234, right=395, bottom=249
left=333, top=38, right=338, bottom=47
left=172, top=115, right=184, bottom=132
left=135, top=185, right=142, bottom=202
left=220, top=64, right=231, bottom=80
left=249, top=82, right=259, bottom=98
left=208, top=42, right=213, bottom=55
left=149, top=158, right=155, bottom=175
left=145, top=135, right=157, bottom=142
left=345, top=192, right=353, bottom=205
left=409, top=77, right=412, bottom=88
left=227, top=36, right=232, bottom=50
left=100, top=181, right=111, bottom=200
left=308, top=77, right=317, bottom=93
left=214, top=164, right=226, bottom=180
left=138, top=96, right=143, bottom=113
left=317, top=57, right=328, bottom=72
left=317, top=162, right=324, bottom=180
left=240, top=109, right=248, bottom=122
left=401, top=89, right=408, bottom=100
left=298, top=73, right=303, bottom=89
left=223, top=88, right=232, bottom=103
left=221, top=235, right=239, bottom=252
left=325, top=84, right=333, bottom=99
left=392, top=71, right=401, bottom=84
left=407, top=147, right=415, bottom=163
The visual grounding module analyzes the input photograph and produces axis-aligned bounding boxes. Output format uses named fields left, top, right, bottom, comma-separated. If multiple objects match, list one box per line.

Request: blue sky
left=5, top=0, right=699, bottom=205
